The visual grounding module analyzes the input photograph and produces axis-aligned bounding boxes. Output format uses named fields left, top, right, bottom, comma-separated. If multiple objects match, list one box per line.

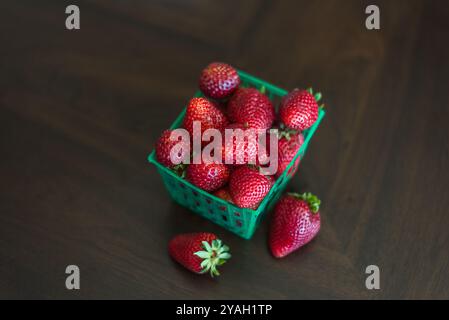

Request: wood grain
left=0, top=0, right=448, bottom=299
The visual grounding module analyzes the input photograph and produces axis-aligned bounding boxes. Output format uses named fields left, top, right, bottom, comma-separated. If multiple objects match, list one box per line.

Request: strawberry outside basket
left=148, top=70, right=325, bottom=239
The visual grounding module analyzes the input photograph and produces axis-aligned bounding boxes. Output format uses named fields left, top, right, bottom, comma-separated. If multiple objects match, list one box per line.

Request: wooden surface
left=1, top=0, right=448, bottom=299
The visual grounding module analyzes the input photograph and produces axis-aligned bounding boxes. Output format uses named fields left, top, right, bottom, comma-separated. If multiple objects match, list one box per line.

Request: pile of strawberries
left=155, top=62, right=324, bottom=276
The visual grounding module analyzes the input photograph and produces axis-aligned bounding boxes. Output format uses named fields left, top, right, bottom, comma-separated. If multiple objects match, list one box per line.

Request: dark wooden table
left=1, top=0, right=448, bottom=299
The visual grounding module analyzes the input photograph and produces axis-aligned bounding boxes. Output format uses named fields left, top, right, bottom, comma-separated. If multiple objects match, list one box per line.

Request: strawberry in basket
left=227, top=87, right=275, bottom=130
left=183, top=97, right=228, bottom=137
left=155, top=129, right=190, bottom=173
left=186, top=162, right=230, bottom=192
left=279, top=88, right=322, bottom=131
left=199, top=62, right=240, bottom=99
left=276, top=128, right=304, bottom=178
left=229, top=166, right=274, bottom=209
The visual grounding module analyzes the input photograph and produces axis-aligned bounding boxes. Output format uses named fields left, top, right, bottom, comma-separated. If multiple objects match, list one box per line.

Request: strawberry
left=199, top=62, right=240, bottom=99
left=155, top=129, right=189, bottom=169
left=223, top=123, right=267, bottom=165
left=186, top=162, right=230, bottom=192
left=228, top=88, right=275, bottom=130
left=213, top=188, right=234, bottom=204
left=183, top=97, right=228, bottom=138
left=229, top=166, right=273, bottom=209
left=168, top=233, right=231, bottom=277
left=269, top=193, right=321, bottom=258
left=276, top=130, right=304, bottom=178
left=279, top=88, right=321, bottom=131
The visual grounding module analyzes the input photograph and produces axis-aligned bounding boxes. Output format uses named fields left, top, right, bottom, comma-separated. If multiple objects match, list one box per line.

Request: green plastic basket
left=148, top=70, right=325, bottom=239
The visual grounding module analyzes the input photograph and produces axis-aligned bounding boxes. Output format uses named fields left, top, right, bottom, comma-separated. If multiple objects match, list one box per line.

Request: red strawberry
left=169, top=233, right=231, bottom=277
left=269, top=193, right=321, bottom=258
left=199, top=62, right=240, bottom=99
left=223, top=123, right=267, bottom=165
left=276, top=130, right=304, bottom=178
left=213, top=188, right=234, bottom=204
left=186, top=162, right=230, bottom=192
left=228, top=88, right=275, bottom=130
left=279, top=89, right=320, bottom=131
left=229, top=166, right=273, bottom=209
left=155, top=130, right=190, bottom=169
left=183, top=97, right=228, bottom=138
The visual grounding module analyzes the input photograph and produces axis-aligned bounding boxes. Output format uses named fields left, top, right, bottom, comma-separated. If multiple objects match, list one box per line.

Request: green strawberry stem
left=307, top=87, right=322, bottom=102
left=278, top=122, right=301, bottom=140
left=288, top=192, right=321, bottom=213
left=247, top=164, right=261, bottom=171
left=194, top=239, right=231, bottom=277
left=278, top=127, right=299, bottom=140
left=259, top=85, right=267, bottom=94
left=173, top=164, right=187, bottom=179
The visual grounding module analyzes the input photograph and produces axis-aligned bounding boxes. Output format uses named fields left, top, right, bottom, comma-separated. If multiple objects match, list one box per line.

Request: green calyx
left=278, top=127, right=299, bottom=141
left=172, top=164, right=187, bottom=179
left=259, top=85, right=267, bottom=94
left=288, top=192, right=321, bottom=213
left=194, top=239, right=231, bottom=277
left=307, top=87, right=323, bottom=103
left=247, top=164, right=260, bottom=171
left=277, top=123, right=299, bottom=140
